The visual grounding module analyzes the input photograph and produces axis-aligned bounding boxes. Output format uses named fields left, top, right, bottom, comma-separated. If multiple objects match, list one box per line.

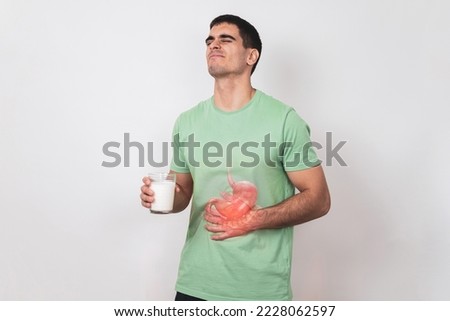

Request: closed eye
left=205, top=34, right=236, bottom=46
left=219, top=35, right=236, bottom=42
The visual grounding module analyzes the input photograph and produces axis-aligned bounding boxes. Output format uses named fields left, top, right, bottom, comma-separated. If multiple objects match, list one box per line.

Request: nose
left=208, top=39, right=221, bottom=50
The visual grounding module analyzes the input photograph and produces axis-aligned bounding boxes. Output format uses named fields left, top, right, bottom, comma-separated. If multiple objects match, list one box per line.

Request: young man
left=140, top=14, right=330, bottom=301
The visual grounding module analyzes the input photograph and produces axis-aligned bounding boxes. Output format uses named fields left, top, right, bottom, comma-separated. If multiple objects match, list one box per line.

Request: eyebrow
left=205, top=34, right=237, bottom=44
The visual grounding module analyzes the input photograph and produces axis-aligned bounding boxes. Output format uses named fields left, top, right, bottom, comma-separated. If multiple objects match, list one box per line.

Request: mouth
left=208, top=52, right=224, bottom=59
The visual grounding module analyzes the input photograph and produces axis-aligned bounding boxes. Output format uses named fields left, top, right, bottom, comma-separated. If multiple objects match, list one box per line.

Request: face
left=205, top=23, right=256, bottom=78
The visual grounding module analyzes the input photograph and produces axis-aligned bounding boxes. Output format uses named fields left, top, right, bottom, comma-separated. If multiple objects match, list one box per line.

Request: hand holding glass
left=148, top=173, right=176, bottom=214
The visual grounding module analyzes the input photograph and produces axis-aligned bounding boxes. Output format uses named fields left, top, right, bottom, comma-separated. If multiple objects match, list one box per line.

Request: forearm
left=204, top=188, right=330, bottom=240
left=250, top=189, right=330, bottom=231
left=204, top=166, right=330, bottom=240
left=172, top=184, right=192, bottom=213
left=168, top=171, right=193, bottom=213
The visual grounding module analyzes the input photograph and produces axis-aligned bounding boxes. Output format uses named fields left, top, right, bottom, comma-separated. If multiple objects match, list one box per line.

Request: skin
left=140, top=22, right=331, bottom=240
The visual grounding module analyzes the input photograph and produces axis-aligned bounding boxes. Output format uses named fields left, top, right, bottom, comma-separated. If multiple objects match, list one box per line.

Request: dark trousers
left=175, top=292, right=206, bottom=301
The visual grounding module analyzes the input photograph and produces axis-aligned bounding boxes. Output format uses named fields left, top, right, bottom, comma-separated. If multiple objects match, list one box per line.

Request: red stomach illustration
left=205, top=170, right=258, bottom=220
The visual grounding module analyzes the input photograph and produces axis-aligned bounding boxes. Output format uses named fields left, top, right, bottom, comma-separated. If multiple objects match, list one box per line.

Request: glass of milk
left=148, top=172, right=176, bottom=214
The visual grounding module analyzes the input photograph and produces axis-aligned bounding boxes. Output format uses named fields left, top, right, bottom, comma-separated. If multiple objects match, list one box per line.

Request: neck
left=213, top=76, right=256, bottom=112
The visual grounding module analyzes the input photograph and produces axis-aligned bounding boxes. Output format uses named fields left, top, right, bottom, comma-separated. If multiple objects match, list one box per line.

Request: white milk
left=151, top=181, right=175, bottom=213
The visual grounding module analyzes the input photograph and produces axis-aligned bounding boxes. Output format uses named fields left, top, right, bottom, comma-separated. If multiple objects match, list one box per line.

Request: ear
left=246, top=49, right=259, bottom=67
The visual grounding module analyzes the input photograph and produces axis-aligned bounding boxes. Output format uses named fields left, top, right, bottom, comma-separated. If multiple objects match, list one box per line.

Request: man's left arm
left=204, top=165, right=331, bottom=240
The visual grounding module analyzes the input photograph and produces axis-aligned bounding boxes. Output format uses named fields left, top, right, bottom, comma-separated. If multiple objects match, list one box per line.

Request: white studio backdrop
left=1, top=0, right=449, bottom=300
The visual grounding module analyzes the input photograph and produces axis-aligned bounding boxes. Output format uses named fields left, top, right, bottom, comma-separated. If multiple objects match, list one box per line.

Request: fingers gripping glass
left=148, top=173, right=176, bottom=214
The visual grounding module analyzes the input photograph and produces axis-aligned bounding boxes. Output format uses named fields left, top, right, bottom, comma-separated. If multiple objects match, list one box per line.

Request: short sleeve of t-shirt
left=282, top=109, right=321, bottom=171
left=170, top=116, right=191, bottom=174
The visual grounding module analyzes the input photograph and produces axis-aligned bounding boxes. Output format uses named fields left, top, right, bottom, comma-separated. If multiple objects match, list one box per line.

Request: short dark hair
left=210, top=14, right=262, bottom=74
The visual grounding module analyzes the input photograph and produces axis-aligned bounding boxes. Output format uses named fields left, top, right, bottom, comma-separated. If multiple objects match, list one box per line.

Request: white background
left=1, top=0, right=449, bottom=300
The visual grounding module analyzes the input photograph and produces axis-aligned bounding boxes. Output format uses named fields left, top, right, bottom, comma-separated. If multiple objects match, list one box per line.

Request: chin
left=208, top=67, right=227, bottom=78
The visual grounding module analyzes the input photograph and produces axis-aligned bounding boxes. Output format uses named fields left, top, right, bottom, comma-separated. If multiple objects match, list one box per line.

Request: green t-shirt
left=170, top=90, right=319, bottom=300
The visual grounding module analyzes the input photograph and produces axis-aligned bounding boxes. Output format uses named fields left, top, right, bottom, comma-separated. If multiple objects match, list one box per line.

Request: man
left=140, top=14, right=330, bottom=301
